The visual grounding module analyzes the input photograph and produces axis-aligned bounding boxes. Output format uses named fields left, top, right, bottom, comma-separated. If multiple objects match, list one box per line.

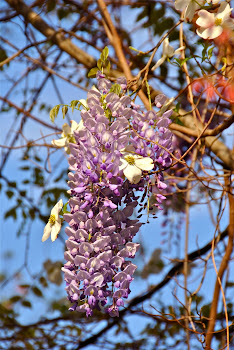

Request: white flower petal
left=79, top=99, right=88, bottom=109
left=123, top=165, right=142, bottom=184
left=208, top=26, right=223, bottom=39
left=196, top=27, right=210, bottom=39
left=152, top=56, right=166, bottom=71
left=163, top=38, right=175, bottom=57
left=174, top=46, right=185, bottom=55
left=175, top=0, right=190, bottom=11
left=51, top=221, right=61, bottom=242
left=119, top=158, right=128, bottom=171
left=135, top=157, right=154, bottom=171
left=51, top=137, right=67, bottom=148
left=42, top=222, right=52, bottom=242
left=196, top=10, right=214, bottom=27
left=217, top=2, right=232, bottom=22
left=51, top=199, right=63, bottom=218
left=62, top=123, right=71, bottom=136
left=186, top=1, right=201, bottom=22
left=70, top=120, right=79, bottom=131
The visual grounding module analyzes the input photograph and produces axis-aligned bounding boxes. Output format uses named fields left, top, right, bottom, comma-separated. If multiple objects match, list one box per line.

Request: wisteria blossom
left=46, top=72, right=174, bottom=317
left=152, top=38, right=185, bottom=71
left=196, top=2, right=233, bottom=39
left=52, top=119, right=85, bottom=153
left=175, top=0, right=204, bottom=22
left=42, top=199, right=63, bottom=242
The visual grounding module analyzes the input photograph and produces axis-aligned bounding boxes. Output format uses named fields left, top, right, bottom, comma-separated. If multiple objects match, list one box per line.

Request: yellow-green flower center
left=215, top=18, right=222, bottom=26
left=67, top=135, right=75, bottom=143
left=49, top=214, right=56, bottom=225
left=125, top=155, right=135, bottom=165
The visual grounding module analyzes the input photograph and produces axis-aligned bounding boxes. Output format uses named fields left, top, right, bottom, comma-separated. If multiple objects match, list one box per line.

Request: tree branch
left=4, top=0, right=96, bottom=68
left=5, top=0, right=234, bottom=171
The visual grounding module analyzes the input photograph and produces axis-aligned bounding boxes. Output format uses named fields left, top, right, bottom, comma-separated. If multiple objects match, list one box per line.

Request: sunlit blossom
left=196, top=2, right=233, bottom=40
left=42, top=199, right=63, bottom=242
left=119, top=153, right=154, bottom=184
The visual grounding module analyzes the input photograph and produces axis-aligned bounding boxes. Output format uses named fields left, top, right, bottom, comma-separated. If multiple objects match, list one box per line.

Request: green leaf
left=6, top=190, right=14, bottom=199
left=21, top=300, right=32, bottom=308
left=174, top=102, right=180, bottom=113
left=174, top=116, right=183, bottom=125
left=32, top=286, right=43, bottom=298
left=62, top=202, right=69, bottom=214
left=208, top=46, right=214, bottom=59
left=106, top=60, right=111, bottom=73
left=50, top=105, right=60, bottom=122
left=46, top=0, right=56, bottom=12
left=39, top=276, right=48, bottom=288
left=4, top=207, right=17, bottom=220
left=10, top=295, right=21, bottom=303
left=88, top=67, right=98, bottom=78
left=101, top=46, right=109, bottom=61
left=20, top=166, right=30, bottom=171
left=57, top=8, right=70, bottom=20
left=19, top=284, right=30, bottom=289
left=29, top=208, right=35, bottom=220
left=62, top=105, right=68, bottom=119
left=0, top=48, right=8, bottom=70
left=8, top=181, right=16, bottom=188
left=70, top=100, right=79, bottom=112
left=97, top=59, right=102, bottom=71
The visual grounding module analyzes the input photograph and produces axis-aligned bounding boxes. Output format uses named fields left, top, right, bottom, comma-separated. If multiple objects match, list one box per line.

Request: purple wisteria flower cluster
left=57, top=74, right=174, bottom=317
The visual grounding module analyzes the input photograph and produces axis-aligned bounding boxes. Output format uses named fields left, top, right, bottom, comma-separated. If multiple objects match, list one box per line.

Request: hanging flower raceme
left=45, top=71, right=174, bottom=317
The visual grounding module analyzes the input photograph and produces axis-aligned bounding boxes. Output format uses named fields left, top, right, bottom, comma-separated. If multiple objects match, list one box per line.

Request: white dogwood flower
left=42, top=199, right=63, bottom=242
left=119, top=153, right=154, bottom=184
left=196, top=2, right=233, bottom=39
left=175, top=0, right=204, bottom=22
left=152, top=38, right=185, bottom=71
left=52, top=119, right=85, bottom=153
